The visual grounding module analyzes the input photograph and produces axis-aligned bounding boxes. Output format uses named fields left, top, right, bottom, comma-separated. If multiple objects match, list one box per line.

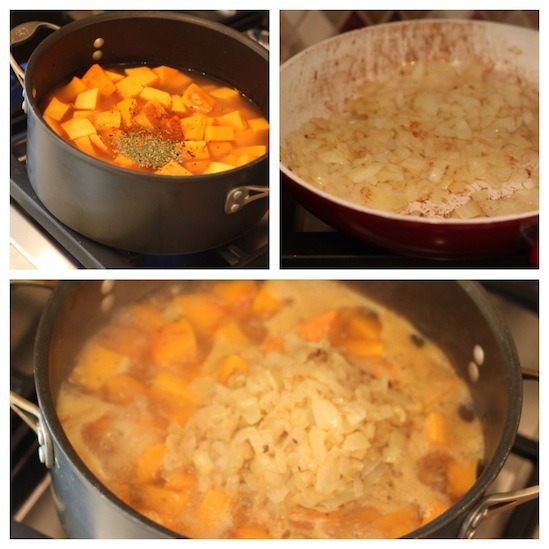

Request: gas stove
left=10, top=10, right=269, bottom=270
left=10, top=281, right=538, bottom=539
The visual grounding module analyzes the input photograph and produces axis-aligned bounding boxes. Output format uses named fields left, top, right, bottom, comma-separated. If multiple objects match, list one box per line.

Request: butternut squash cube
left=43, top=96, right=71, bottom=121
left=113, top=154, right=140, bottom=169
left=125, top=66, right=159, bottom=87
left=219, top=354, right=250, bottom=384
left=204, top=125, right=234, bottom=142
left=203, top=161, right=234, bottom=174
left=139, top=86, right=172, bottom=108
left=74, top=88, right=99, bottom=111
left=42, top=114, right=64, bottom=137
left=248, top=117, right=270, bottom=132
left=208, top=141, right=233, bottom=158
left=234, top=128, right=257, bottom=147
left=61, top=117, right=97, bottom=140
left=171, top=94, right=188, bottom=114
left=182, top=83, right=215, bottom=113
left=135, top=443, right=166, bottom=484
left=177, top=140, right=210, bottom=162
left=56, top=76, right=89, bottom=103
left=105, top=69, right=124, bottom=83
left=150, top=370, right=199, bottom=405
left=115, top=75, right=144, bottom=98
left=115, top=97, right=139, bottom=127
left=215, top=110, right=247, bottom=131
left=70, top=342, right=127, bottom=391
left=173, top=293, right=226, bottom=337
left=223, top=153, right=255, bottom=167
left=234, top=145, right=267, bottom=158
left=150, top=318, right=197, bottom=365
left=81, top=63, right=117, bottom=96
left=73, top=135, right=95, bottom=155
left=155, top=160, right=193, bottom=176
left=92, top=109, right=121, bottom=129
left=153, top=65, right=192, bottom=93
left=180, top=113, right=208, bottom=140
left=133, top=112, right=155, bottom=131
left=210, top=86, right=239, bottom=100
left=89, top=133, right=109, bottom=152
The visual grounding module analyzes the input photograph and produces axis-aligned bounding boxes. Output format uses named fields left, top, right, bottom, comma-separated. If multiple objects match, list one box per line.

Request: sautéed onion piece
left=56, top=281, right=484, bottom=539
left=41, top=63, right=269, bottom=175
left=281, top=58, right=538, bottom=219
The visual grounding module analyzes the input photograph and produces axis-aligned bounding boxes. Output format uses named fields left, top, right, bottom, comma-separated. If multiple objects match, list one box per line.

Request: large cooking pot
left=10, top=11, right=269, bottom=255
left=280, top=20, right=538, bottom=259
left=10, top=280, right=538, bottom=538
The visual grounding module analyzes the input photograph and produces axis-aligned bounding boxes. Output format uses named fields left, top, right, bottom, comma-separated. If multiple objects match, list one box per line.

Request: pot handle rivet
left=225, top=185, right=269, bottom=215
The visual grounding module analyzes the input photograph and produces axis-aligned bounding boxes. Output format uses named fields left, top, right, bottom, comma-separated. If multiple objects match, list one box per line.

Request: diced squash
left=130, top=303, right=164, bottom=329
left=92, top=109, right=121, bottom=129
left=113, top=154, right=140, bottom=169
left=263, top=336, right=284, bottom=355
left=133, top=111, right=155, bottom=131
left=115, top=75, right=144, bottom=98
left=171, top=94, right=188, bottom=114
left=248, top=117, right=270, bottom=132
left=297, top=310, right=338, bottom=342
left=70, top=343, right=126, bottom=391
left=164, top=473, right=197, bottom=491
left=43, top=96, right=71, bottom=121
left=61, top=117, right=97, bottom=140
left=125, top=66, right=159, bottom=87
left=174, top=293, right=226, bottom=338
left=343, top=339, right=384, bottom=358
left=42, top=114, right=64, bottom=137
left=102, top=373, right=147, bottom=405
left=427, top=412, right=448, bottom=446
left=210, top=86, right=239, bottom=100
left=150, top=318, right=197, bottom=365
left=105, top=69, right=125, bottom=83
left=56, top=76, right=89, bottom=103
left=135, top=443, right=166, bottom=484
left=73, top=135, right=95, bottom=155
left=197, top=489, right=230, bottom=529
left=345, top=310, right=382, bottom=340
left=150, top=370, right=199, bottom=405
left=447, top=457, right=478, bottom=499
left=177, top=140, right=210, bottom=161
left=204, top=125, right=235, bottom=142
left=233, top=145, right=267, bottom=158
left=219, top=354, right=250, bottom=384
left=115, top=97, right=139, bottom=126
left=182, top=83, right=215, bottom=113
left=81, top=63, right=117, bottom=96
left=215, top=111, right=247, bottom=131
left=139, top=86, right=172, bottom=108
left=155, top=160, right=193, bottom=176
left=234, top=128, right=258, bottom=147
left=180, top=113, right=208, bottom=140
left=253, top=286, right=280, bottom=315
left=208, top=141, right=233, bottom=158
left=203, top=161, right=234, bottom=174
left=89, top=133, right=109, bottom=152
left=152, top=65, right=192, bottom=93
left=74, top=88, right=99, bottom=110
left=224, top=153, right=256, bottom=167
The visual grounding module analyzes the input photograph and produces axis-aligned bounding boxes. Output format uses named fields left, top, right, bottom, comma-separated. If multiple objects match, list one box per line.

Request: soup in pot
left=56, top=281, right=484, bottom=538
left=41, top=63, right=269, bottom=175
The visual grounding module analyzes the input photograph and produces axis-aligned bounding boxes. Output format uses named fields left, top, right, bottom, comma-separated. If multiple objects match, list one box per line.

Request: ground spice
left=114, top=131, right=182, bottom=169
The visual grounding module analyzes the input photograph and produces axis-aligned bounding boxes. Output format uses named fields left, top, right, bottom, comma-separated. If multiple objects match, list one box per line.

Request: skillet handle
left=9, top=21, right=60, bottom=86
left=458, top=367, right=539, bottom=538
left=225, top=185, right=269, bottom=214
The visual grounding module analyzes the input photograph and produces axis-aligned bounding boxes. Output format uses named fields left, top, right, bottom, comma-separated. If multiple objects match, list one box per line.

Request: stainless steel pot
left=10, top=11, right=269, bottom=255
left=10, top=280, right=538, bottom=538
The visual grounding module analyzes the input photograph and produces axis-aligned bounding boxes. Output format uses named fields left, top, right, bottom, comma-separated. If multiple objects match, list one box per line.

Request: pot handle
left=10, top=390, right=55, bottom=469
left=458, top=366, right=539, bottom=538
left=225, top=185, right=269, bottom=214
left=10, top=21, right=60, bottom=86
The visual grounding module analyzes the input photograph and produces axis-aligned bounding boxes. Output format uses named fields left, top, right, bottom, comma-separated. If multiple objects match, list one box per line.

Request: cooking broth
left=41, top=63, right=268, bottom=175
left=56, top=281, right=484, bottom=538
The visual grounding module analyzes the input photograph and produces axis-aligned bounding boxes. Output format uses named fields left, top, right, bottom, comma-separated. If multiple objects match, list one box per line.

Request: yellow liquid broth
left=56, top=281, right=484, bottom=538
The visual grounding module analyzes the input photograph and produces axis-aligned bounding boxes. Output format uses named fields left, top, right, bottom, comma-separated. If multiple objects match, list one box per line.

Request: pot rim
left=23, top=10, right=269, bottom=183
left=280, top=17, right=539, bottom=227
left=33, top=280, right=523, bottom=539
